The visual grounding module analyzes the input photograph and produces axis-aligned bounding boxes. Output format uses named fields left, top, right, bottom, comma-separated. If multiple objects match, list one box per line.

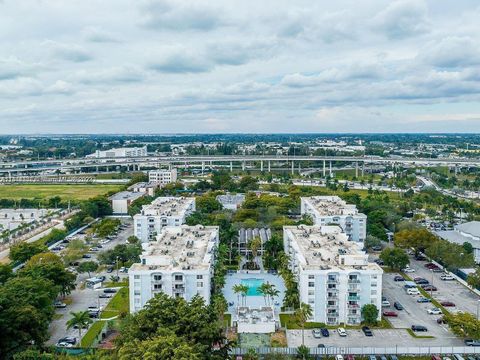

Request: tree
left=19, top=252, right=76, bottom=297
left=467, top=267, right=480, bottom=290
left=77, top=261, right=99, bottom=278
left=296, top=345, right=313, bottom=360
left=66, top=311, right=92, bottom=340
left=127, top=235, right=140, bottom=244
left=9, top=242, right=47, bottom=263
left=364, top=235, right=382, bottom=250
left=463, top=242, right=474, bottom=254
left=294, top=303, right=313, bottom=346
left=445, top=312, right=480, bottom=339
left=0, top=264, right=13, bottom=284
left=248, top=236, right=262, bottom=259
left=361, top=304, right=379, bottom=325
left=394, top=228, right=438, bottom=254
left=13, top=349, right=54, bottom=360
left=379, top=247, right=409, bottom=271
left=232, top=284, right=243, bottom=309
left=196, top=195, right=222, bottom=213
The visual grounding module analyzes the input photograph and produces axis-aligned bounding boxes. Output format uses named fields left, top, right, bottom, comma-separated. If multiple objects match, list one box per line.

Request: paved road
left=47, top=218, right=133, bottom=346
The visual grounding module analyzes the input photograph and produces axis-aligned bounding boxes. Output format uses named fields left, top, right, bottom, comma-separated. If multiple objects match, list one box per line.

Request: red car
left=383, top=311, right=398, bottom=317
left=440, top=301, right=455, bottom=307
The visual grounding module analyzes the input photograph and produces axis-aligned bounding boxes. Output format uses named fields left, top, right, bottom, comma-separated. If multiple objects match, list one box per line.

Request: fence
left=230, top=346, right=480, bottom=356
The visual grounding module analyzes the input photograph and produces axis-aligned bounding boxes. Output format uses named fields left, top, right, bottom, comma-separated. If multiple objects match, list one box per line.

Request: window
left=371, top=275, right=378, bottom=279
left=371, top=290, right=377, bottom=295
left=308, top=299, right=314, bottom=304
left=308, top=275, right=314, bottom=279
left=175, top=275, right=183, bottom=281
left=308, top=282, right=314, bottom=287
left=153, top=275, right=162, bottom=281
left=134, top=291, right=140, bottom=295
left=197, top=275, right=203, bottom=279
left=197, top=282, right=203, bottom=287
left=135, top=298, right=140, bottom=304
left=308, top=290, right=314, bottom=296
left=134, top=275, right=140, bottom=279
left=371, top=282, right=377, bottom=287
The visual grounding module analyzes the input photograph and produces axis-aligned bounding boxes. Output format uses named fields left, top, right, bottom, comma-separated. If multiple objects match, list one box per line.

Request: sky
left=1, top=0, right=480, bottom=134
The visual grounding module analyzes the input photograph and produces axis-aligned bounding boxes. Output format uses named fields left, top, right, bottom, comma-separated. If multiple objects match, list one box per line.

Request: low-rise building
left=108, top=191, right=145, bottom=214
left=436, top=221, right=480, bottom=263
left=216, top=193, right=245, bottom=211
left=86, top=146, right=147, bottom=158
left=148, top=168, right=178, bottom=185
left=300, top=196, right=367, bottom=242
left=128, top=225, right=219, bottom=312
left=128, top=182, right=159, bottom=197
left=283, top=225, right=382, bottom=325
left=133, top=197, right=196, bottom=242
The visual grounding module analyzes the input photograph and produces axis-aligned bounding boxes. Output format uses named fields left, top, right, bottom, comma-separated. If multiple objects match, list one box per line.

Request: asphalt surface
left=47, top=218, right=133, bottom=346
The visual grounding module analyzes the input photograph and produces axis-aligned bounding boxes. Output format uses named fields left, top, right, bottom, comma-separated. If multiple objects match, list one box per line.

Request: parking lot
left=406, top=256, right=480, bottom=316
left=47, top=217, right=133, bottom=346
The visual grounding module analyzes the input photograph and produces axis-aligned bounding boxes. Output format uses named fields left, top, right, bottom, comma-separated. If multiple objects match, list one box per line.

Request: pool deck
left=223, top=271, right=286, bottom=319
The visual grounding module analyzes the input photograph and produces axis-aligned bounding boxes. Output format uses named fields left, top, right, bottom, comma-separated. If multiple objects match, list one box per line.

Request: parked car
left=88, top=311, right=99, bottom=318
left=382, top=311, right=398, bottom=317
left=431, top=355, right=442, bottom=360
left=440, top=274, right=455, bottom=281
left=432, top=268, right=444, bottom=273
left=335, top=355, right=344, bottom=360
left=390, top=356, right=399, bottom=360
left=82, top=254, right=91, bottom=259
left=103, top=288, right=117, bottom=294
left=415, top=279, right=429, bottom=285
left=56, top=342, right=73, bottom=348
left=440, top=301, right=455, bottom=307
left=394, top=275, right=405, bottom=282
left=345, top=355, right=355, bottom=360
left=427, top=308, right=442, bottom=315
left=57, top=336, right=76, bottom=345
left=452, top=354, right=465, bottom=360
left=415, top=254, right=426, bottom=261
left=464, top=339, right=480, bottom=346
left=321, top=328, right=329, bottom=337
left=417, top=297, right=432, bottom=303
left=394, top=302, right=404, bottom=310
left=337, top=328, right=347, bottom=337
left=403, top=267, right=415, bottom=273
left=437, top=317, right=447, bottom=324
left=362, top=326, right=373, bottom=337
left=381, top=300, right=391, bottom=307
left=54, top=301, right=67, bottom=308
left=368, top=356, right=377, bottom=360
left=99, top=293, right=113, bottom=299
left=411, top=325, right=428, bottom=332
left=406, top=288, right=420, bottom=295
left=106, top=267, right=113, bottom=273
left=312, top=329, right=322, bottom=338
left=421, top=285, right=437, bottom=291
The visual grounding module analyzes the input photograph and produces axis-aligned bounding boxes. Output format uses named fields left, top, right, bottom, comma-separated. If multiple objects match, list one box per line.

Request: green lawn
left=280, top=313, right=392, bottom=330
left=81, top=320, right=106, bottom=347
left=0, top=184, right=123, bottom=200
left=406, top=328, right=435, bottom=339
left=101, top=287, right=129, bottom=319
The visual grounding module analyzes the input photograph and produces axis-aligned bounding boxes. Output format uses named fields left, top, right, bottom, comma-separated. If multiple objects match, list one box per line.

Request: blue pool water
left=241, top=278, right=264, bottom=296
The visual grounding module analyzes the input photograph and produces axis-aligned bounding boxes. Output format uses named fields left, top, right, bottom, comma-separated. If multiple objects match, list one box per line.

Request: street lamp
left=116, top=256, right=120, bottom=277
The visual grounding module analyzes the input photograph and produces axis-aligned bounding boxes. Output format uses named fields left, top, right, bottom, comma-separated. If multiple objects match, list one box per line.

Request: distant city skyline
left=1, top=0, right=480, bottom=133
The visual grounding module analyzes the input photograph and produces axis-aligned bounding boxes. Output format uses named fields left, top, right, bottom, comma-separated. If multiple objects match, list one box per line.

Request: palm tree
left=240, top=284, right=249, bottom=307
left=258, top=282, right=270, bottom=306
left=294, top=303, right=313, bottom=347
left=267, top=286, right=280, bottom=307
left=66, top=311, right=92, bottom=341
left=233, top=284, right=243, bottom=310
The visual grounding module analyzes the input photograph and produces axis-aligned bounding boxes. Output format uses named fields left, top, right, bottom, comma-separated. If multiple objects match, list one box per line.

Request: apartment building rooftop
left=285, top=225, right=378, bottom=271
left=131, top=225, right=218, bottom=272
left=302, top=196, right=362, bottom=216
left=138, top=196, right=194, bottom=217
left=108, top=191, right=145, bottom=201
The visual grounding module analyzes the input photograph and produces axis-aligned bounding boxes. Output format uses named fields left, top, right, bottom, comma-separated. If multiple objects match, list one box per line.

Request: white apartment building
left=284, top=225, right=382, bottom=325
left=86, top=146, right=147, bottom=158
left=301, top=196, right=367, bottom=242
left=133, top=197, right=196, bottom=242
left=129, top=225, right=219, bottom=312
left=108, top=191, right=145, bottom=214
left=148, top=168, right=178, bottom=185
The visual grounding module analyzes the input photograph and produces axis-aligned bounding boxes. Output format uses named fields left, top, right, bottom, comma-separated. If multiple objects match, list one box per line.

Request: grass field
left=0, top=184, right=123, bottom=200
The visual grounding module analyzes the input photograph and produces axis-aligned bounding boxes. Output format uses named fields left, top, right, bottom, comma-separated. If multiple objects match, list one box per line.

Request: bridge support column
left=260, top=160, right=263, bottom=172
left=268, top=161, right=271, bottom=172
left=355, top=162, right=358, bottom=178
left=242, top=161, right=245, bottom=171
left=230, top=161, right=233, bottom=172
left=201, top=161, right=205, bottom=175
left=329, top=161, right=332, bottom=176
left=323, top=160, right=326, bottom=177
left=362, top=162, right=365, bottom=177
left=291, top=161, right=294, bottom=174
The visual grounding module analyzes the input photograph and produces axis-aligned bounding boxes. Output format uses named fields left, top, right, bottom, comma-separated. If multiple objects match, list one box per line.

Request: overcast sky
left=1, top=0, right=480, bottom=134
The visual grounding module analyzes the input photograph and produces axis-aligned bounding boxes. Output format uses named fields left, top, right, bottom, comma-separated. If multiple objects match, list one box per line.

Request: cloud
left=82, top=26, right=121, bottom=43
left=44, top=80, right=75, bottom=95
left=148, top=49, right=212, bottom=73
left=418, top=36, right=480, bottom=68
left=140, top=0, right=222, bottom=31
left=373, top=0, right=430, bottom=39
left=75, top=66, right=145, bottom=84
left=0, top=58, right=37, bottom=80
left=45, top=40, right=93, bottom=62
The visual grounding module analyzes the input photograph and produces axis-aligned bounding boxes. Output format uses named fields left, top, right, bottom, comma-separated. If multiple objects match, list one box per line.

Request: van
left=406, top=288, right=420, bottom=295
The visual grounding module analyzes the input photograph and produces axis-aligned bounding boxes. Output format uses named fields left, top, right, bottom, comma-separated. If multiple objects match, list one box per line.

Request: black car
left=99, top=293, right=113, bottom=299
left=106, top=267, right=113, bottom=273
left=415, top=279, right=429, bottom=285
left=394, top=275, right=404, bottom=282
left=82, top=254, right=91, bottom=259
left=88, top=311, right=99, bottom=318
left=411, top=325, right=428, bottom=332
left=394, top=302, right=404, bottom=310
left=103, top=288, right=117, bottom=294
left=362, top=326, right=373, bottom=336
left=321, top=328, right=329, bottom=337
left=58, top=336, right=76, bottom=345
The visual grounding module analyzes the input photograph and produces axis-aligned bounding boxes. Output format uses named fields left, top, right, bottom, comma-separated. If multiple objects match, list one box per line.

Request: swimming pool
left=241, top=278, right=264, bottom=296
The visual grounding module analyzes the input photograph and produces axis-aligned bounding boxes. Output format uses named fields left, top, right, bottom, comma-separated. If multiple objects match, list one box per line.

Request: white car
left=406, top=288, right=420, bottom=295
left=337, top=327, right=347, bottom=337
left=381, top=300, right=391, bottom=307
left=427, top=308, right=442, bottom=315
left=403, top=267, right=415, bottom=273
left=56, top=342, right=73, bottom=348
left=441, top=275, right=455, bottom=281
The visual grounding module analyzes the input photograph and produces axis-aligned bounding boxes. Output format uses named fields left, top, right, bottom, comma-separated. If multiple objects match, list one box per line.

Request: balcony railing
left=348, top=295, right=360, bottom=301
left=348, top=279, right=361, bottom=284
left=327, top=279, right=339, bottom=284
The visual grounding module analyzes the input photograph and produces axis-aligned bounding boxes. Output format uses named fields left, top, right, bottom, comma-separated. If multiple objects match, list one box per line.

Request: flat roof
left=285, top=225, right=379, bottom=271
left=456, top=221, right=480, bottom=238
left=137, top=196, right=194, bottom=217
left=436, top=230, right=480, bottom=248
left=131, top=225, right=218, bottom=271
left=216, top=193, right=245, bottom=204
left=108, top=191, right=145, bottom=201
left=302, top=196, right=363, bottom=217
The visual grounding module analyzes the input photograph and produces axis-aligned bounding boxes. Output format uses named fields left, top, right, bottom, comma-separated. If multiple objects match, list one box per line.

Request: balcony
left=347, top=303, right=360, bottom=308
left=326, top=304, right=338, bottom=310
left=348, top=295, right=360, bottom=301
left=327, top=279, right=339, bottom=285
left=173, top=285, right=185, bottom=293
left=327, top=311, right=339, bottom=317
left=348, top=285, right=360, bottom=292
left=348, top=278, right=361, bottom=284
